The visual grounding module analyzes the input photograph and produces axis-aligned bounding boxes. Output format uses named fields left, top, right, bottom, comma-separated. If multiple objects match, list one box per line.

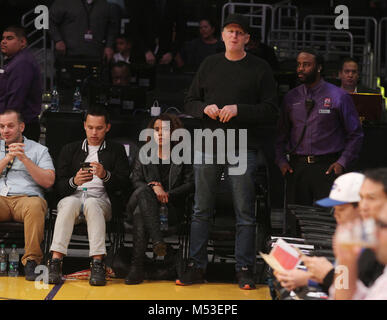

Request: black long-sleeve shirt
left=184, top=52, right=278, bottom=151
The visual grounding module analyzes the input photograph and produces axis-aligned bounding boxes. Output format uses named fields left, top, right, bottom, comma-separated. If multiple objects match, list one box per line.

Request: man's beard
left=298, top=66, right=319, bottom=84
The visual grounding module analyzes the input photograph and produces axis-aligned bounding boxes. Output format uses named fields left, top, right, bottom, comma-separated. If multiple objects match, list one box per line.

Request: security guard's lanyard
left=3, top=144, right=15, bottom=185
left=2, top=138, right=24, bottom=185
left=81, top=0, right=94, bottom=31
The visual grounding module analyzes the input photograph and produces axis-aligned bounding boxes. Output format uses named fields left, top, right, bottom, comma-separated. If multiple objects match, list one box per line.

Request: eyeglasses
left=224, top=29, right=246, bottom=37
left=375, top=219, right=387, bottom=229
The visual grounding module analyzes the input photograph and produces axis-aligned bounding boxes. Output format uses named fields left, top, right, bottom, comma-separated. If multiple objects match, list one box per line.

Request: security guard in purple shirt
left=275, top=49, right=363, bottom=207
left=0, top=26, right=42, bottom=142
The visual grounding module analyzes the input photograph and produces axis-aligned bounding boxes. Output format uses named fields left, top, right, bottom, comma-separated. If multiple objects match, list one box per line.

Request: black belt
left=290, top=153, right=340, bottom=164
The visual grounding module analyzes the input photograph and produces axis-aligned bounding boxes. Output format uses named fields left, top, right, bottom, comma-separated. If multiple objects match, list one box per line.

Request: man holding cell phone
left=47, top=106, right=130, bottom=286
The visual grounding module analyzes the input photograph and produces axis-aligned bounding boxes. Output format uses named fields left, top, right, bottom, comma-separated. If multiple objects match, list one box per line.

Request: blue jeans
left=189, top=150, right=258, bottom=272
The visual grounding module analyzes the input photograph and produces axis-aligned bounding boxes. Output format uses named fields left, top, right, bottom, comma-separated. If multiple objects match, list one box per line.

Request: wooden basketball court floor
left=0, top=245, right=270, bottom=300
left=0, top=232, right=271, bottom=300
left=0, top=277, right=270, bottom=300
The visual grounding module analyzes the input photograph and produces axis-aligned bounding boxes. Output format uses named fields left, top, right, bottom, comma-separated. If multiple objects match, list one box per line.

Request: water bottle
left=51, top=86, right=59, bottom=112
left=8, top=244, right=19, bottom=277
left=0, top=244, right=7, bottom=276
left=72, top=86, right=82, bottom=111
left=159, top=204, right=168, bottom=231
left=79, top=187, right=88, bottom=221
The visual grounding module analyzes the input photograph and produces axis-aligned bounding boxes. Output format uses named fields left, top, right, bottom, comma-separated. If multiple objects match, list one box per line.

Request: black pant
left=24, top=121, right=40, bottom=142
left=127, top=186, right=181, bottom=267
left=286, top=158, right=338, bottom=206
left=127, top=186, right=180, bottom=247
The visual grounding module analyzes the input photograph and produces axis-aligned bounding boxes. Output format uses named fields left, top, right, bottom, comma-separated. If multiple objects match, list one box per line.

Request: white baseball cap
left=316, top=172, right=365, bottom=207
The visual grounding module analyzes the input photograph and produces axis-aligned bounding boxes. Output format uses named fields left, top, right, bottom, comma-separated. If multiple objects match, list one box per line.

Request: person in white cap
left=274, top=172, right=364, bottom=293
left=334, top=168, right=387, bottom=299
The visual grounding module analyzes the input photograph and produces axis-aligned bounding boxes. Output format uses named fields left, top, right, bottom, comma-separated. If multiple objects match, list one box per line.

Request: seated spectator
left=129, top=0, right=186, bottom=66
left=113, top=35, right=132, bottom=64
left=246, top=31, right=278, bottom=71
left=111, top=61, right=131, bottom=86
left=338, top=57, right=379, bottom=94
left=0, top=26, right=42, bottom=142
left=334, top=201, right=387, bottom=300
left=125, top=113, right=194, bottom=285
left=354, top=168, right=387, bottom=286
left=47, top=106, right=130, bottom=286
left=176, top=17, right=225, bottom=71
left=274, top=172, right=364, bottom=293
left=275, top=168, right=387, bottom=295
left=0, top=109, right=55, bottom=281
left=113, top=34, right=144, bottom=65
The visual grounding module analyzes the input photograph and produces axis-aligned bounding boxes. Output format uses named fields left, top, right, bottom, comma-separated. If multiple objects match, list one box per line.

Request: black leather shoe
left=89, top=259, right=106, bottom=286
left=24, top=260, right=38, bottom=281
left=47, top=258, right=63, bottom=284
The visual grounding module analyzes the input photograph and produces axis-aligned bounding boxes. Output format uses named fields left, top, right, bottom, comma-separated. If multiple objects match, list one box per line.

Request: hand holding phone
left=81, top=162, right=92, bottom=173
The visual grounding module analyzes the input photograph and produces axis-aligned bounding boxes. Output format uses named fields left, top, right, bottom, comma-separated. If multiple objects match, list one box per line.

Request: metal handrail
left=21, top=8, right=53, bottom=93
left=273, top=0, right=293, bottom=7
left=21, top=9, right=36, bottom=28
left=268, top=29, right=354, bottom=59
left=271, top=4, right=299, bottom=31
left=303, top=15, right=377, bottom=88
left=303, top=15, right=377, bottom=52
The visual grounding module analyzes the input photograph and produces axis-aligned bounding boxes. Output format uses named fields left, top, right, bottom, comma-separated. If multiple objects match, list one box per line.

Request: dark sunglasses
left=375, top=219, right=387, bottom=229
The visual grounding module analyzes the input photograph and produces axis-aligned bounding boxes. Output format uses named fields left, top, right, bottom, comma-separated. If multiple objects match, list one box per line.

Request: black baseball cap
left=222, top=13, right=250, bottom=34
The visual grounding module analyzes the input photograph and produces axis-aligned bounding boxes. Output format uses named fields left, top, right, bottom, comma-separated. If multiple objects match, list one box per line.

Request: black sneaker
left=47, top=258, right=63, bottom=284
left=89, top=259, right=106, bottom=286
left=24, top=260, right=38, bottom=281
left=236, top=266, right=256, bottom=290
left=175, top=262, right=205, bottom=286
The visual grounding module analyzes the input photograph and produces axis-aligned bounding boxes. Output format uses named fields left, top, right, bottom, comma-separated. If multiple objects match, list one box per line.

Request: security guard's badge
left=84, top=30, right=93, bottom=41
left=319, top=97, right=332, bottom=114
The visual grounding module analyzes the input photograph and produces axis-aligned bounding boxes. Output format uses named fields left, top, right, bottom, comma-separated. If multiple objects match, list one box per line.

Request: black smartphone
left=80, top=162, right=92, bottom=172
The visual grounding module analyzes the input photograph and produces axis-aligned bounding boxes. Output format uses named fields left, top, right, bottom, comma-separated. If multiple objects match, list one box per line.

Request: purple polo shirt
left=0, top=48, right=42, bottom=123
left=275, top=79, right=363, bottom=168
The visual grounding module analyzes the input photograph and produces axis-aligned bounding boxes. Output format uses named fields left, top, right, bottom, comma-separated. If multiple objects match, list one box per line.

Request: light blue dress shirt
left=0, top=137, right=55, bottom=198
